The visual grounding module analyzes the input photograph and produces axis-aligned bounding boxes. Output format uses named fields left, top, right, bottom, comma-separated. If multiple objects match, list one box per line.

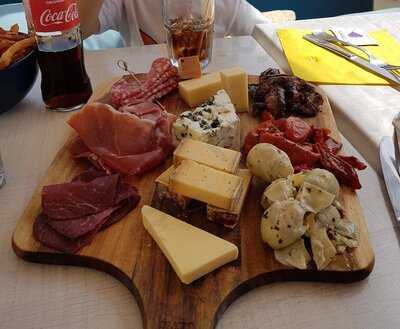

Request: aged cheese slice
left=142, top=206, right=239, bottom=284
left=173, top=138, right=241, bottom=174
left=207, top=169, right=252, bottom=228
left=220, top=67, right=249, bottom=112
left=170, top=160, right=243, bottom=210
left=152, top=166, right=193, bottom=219
left=179, top=73, right=223, bottom=107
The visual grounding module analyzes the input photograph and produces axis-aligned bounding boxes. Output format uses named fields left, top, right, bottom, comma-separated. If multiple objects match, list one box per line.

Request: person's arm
left=215, top=0, right=269, bottom=37
left=77, top=0, right=104, bottom=38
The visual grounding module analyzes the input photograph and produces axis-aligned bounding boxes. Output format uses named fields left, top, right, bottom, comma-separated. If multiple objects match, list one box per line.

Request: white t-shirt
left=98, top=0, right=269, bottom=46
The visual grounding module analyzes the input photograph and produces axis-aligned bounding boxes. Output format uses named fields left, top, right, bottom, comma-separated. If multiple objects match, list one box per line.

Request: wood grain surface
left=11, top=76, right=375, bottom=329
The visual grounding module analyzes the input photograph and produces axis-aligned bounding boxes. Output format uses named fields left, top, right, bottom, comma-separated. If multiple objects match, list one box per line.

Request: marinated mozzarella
left=296, top=182, right=335, bottom=213
left=304, top=169, right=340, bottom=198
left=261, top=178, right=295, bottom=209
left=274, top=239, right=311, bottom=270
left=317, top=206, right=359, bottom=252
left=247, top=143, right=294, bottom=183
left=261, top=200, right=307, bottom=249
left=172, top=90, right=240, bottom=149
left=308, top=215, right=337, bottom=270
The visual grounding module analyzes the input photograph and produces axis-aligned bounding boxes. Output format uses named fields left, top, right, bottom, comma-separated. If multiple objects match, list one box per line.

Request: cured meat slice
left=110, top=58, right=179, bottom=108
left=33, top=214, right=96, bottom=254
left=69, top=103, right=174, bottom=176
left=42, top=174, right=119, bottom=220
left=47, top=206, right=119, bottom=239
left=34, top=169, right=141, bottom=253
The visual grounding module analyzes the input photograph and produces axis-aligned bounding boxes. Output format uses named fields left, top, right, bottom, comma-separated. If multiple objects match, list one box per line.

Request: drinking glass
left=0, top=151, right=5, bottom=188
left=162, top=0, right=215, bottom=68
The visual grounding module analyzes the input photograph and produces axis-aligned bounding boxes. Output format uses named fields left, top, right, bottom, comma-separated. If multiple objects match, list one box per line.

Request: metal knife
left=303, top=34, right=400, bottom=85
left=380, top=136, right=400, bottom=223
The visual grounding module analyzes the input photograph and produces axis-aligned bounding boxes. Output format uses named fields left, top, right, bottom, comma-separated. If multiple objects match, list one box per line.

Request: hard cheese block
left=142, top=206, right=239, bottom=284
left=179, top=72, right=222, bottom=107
left=173, top=138, right=241, bottom=174
left=152, top=166, right=193, bottom=219
left=220, top=67, right=249, bottom=112
left=170, top=160, right=243, bottom=210
left=207, top=169, right=252, bottom=228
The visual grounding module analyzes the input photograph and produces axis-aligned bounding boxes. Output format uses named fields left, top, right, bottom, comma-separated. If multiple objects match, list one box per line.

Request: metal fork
left=313, top=31, right=400, bottom=71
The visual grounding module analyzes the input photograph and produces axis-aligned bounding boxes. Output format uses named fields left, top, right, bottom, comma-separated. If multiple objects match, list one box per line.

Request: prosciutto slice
left=33, top=169, right=141, bottom=253
left=68, top=102, right=175, bottom=176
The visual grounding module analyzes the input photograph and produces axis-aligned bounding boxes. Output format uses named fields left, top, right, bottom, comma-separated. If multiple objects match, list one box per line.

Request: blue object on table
left=0, top=49, right=38, bottom=114
left=0, top=2, right=124, bottom=50
left=249, top=0, right=374, bottom=19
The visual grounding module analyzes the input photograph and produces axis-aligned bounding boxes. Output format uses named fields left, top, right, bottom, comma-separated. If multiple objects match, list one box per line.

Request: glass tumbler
left=162, top=0, right=215, bottom=68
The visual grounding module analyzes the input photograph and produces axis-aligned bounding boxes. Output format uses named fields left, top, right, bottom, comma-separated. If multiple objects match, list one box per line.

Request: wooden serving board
left=12, top=76, right=374, bottom=329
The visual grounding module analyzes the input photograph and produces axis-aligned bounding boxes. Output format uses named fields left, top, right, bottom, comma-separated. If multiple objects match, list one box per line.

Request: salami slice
left=110, top=57, right=179, bottom=108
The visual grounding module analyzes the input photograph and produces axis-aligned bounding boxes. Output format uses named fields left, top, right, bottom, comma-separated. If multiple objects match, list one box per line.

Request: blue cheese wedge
left=173, top=90, right=240, bottom=149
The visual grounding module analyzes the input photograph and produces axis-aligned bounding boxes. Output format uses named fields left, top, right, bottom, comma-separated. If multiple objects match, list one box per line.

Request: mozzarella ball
left=247, top=143, right=294, bottom=183
left=261, top=200, right=307, bottom=249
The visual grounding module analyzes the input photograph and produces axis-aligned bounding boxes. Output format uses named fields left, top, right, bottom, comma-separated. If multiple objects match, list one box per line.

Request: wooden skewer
left=116, top=59, right=168, bottom=112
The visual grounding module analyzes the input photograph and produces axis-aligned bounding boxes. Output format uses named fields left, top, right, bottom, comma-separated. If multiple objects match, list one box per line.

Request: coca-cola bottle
left=23, top=0, right=92, bottom=112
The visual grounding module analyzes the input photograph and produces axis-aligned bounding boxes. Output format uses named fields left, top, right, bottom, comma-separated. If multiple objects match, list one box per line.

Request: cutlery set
left=303, top=32, right=400, bottom=85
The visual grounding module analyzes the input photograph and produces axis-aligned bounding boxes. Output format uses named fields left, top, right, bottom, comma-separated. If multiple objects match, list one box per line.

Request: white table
left=253, top=12, right=400, bottom=170
left=1, top=36, right=400, bottom=329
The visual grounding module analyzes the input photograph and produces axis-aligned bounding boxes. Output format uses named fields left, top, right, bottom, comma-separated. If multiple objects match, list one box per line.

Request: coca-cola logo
left=39, top=3, right=78, bottom=27
left=30, top=0, right=80, bottom=33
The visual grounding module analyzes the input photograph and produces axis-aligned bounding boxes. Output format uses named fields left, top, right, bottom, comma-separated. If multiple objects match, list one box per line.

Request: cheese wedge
left=170, top=160, right=243, bottom=210
left=142, top=206, right=239, bottom=284
left=207, top=169, right=252, bottom=228
left=179, top=73, right=222, bottom=107
left=173, top=138, right=241, bottom=174
left=220, top=67, right=249, bottom=112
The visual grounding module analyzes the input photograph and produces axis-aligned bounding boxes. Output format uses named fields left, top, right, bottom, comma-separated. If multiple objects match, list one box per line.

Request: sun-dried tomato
left=282, top=116, right=313, bottom=143
left=243, top=131, right=259, bottom=155
left=313, top=128, right=342, bottom=154
left=316, top=144, right=362, bottom=189
left=338, top=155, right=367, bottom=170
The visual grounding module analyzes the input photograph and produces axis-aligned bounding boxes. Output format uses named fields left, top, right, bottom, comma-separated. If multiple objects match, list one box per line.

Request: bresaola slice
left=42, top=174, right=119, bottom=220
left=33, top=169, right=140, bottom=254
left=46, top=206, right=119, bottom=239
left=34, top=214, right=96, bottom=254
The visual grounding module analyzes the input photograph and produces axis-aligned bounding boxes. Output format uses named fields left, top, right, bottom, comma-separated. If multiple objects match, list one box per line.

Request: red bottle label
left=29, top=0, right=80, bottom=33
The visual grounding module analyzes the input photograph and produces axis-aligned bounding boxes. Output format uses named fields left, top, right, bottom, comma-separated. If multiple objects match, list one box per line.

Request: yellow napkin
left=277, top=29, right=400, bottom=85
